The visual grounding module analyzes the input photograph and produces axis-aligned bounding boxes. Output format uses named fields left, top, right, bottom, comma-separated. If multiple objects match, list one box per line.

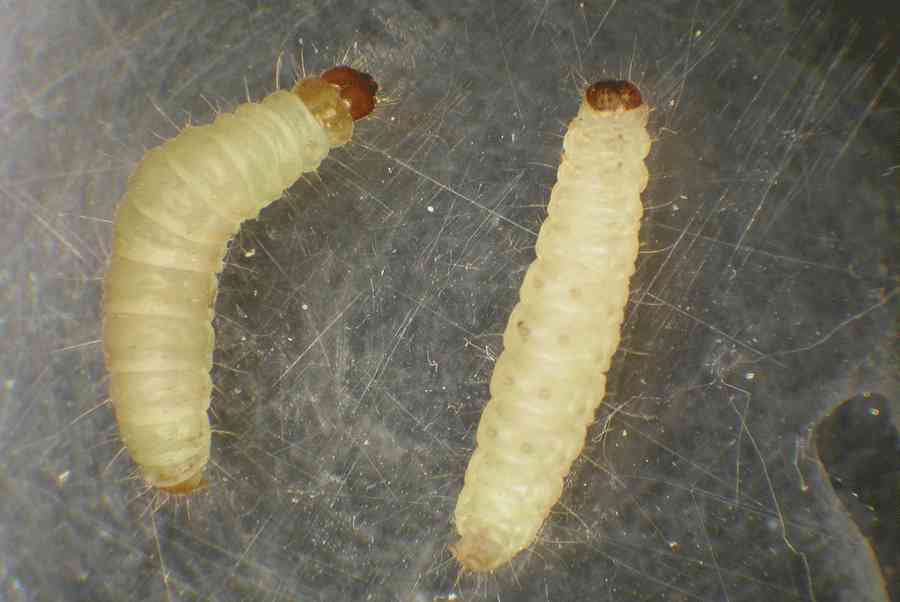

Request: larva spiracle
left=102, top=66, right=378, bottom=494
left=451, top=80, right=651, bottom=571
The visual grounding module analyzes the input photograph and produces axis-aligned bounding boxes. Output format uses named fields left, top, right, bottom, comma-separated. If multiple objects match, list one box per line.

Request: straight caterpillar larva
left=102, top=66, right=378, bottom=494
left=451, top=81, right=651, bottom=571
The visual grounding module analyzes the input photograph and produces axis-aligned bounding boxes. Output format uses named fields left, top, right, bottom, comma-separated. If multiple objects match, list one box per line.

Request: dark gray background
left=2, top=1, right=897, bottom=600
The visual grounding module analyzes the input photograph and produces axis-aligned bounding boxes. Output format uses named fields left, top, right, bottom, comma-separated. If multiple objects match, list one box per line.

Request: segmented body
left=102, top=67, right=377, bottom=493
left=452, top=81, right=651, bottom=571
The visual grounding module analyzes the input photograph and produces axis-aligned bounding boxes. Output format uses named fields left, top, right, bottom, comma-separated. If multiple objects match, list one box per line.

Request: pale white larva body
left=103, top=68, right=377, bottom=493
left=452, top=81, right=651, bottom=571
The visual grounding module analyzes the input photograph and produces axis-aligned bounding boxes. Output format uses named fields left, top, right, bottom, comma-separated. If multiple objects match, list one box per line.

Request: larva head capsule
left=293, top=66, right=378, bottom=147
left=320, top=66, right=378, bottom=120
left=585, top=80, right=643, bottom=112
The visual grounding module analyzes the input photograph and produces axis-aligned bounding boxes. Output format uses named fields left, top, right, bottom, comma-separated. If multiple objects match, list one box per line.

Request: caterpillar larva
left=451, top=81, right=651, bottom=571
left=102, top=66, right=378, bottom=494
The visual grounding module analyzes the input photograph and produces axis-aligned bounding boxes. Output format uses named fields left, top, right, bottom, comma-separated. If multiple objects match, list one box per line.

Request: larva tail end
left=157, top=472, right=207, bottom=496
left=450, top=533, right=509, bottom=573
left=320, top=66, right=378, bottom=121
left=585, top=80, right=643, bottom=112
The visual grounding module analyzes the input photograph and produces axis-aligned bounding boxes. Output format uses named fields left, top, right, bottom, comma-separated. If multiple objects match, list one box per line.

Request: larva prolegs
left=452, top=81, right=650, bottom=571
left=102, top=66, right=378, bottom=493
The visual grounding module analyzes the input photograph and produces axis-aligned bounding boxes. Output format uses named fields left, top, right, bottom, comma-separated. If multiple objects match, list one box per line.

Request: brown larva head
left=585, top=80, right=643, bottom=112
left=320, top=65, right=378, bottom=121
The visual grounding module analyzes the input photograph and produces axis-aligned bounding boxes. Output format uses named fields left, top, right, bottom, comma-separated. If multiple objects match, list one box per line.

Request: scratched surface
left=2, top=1, right=898, bottom=600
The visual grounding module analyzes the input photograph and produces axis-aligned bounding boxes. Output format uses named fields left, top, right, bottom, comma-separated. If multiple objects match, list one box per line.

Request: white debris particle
left=56, top=470, right=71, bottom=487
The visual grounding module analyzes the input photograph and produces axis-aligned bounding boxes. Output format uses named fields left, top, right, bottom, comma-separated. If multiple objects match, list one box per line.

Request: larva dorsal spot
left=451, top=80, right=651, bottom=572
left=102, top=66, right=378, bottom=494
left=516, top=320, right=530, bottom=339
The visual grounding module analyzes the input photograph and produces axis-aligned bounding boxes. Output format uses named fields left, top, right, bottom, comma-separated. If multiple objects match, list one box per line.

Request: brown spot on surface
left=585, top=80, right=643, bottom=112
left=320, top=65, right=378, bottom=120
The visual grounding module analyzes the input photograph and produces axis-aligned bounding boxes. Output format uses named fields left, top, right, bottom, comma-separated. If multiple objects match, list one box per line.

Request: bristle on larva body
left=102, top=67, right=377, bottom=493
left=451, top=80, right=651, bottom=571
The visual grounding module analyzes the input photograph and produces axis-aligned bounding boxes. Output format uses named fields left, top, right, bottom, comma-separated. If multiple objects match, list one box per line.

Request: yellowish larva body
left=102, top=68, right=378, bottom=493
left=452, top=81, right=651, bottom=571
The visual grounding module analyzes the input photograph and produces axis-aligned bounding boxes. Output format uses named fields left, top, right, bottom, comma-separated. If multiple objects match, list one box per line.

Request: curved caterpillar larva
left=451, top=81, right=651, bottom=571
left=102, top=66, right=378, bottom=494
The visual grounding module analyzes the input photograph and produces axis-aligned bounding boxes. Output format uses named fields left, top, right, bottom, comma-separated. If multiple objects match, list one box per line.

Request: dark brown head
left=585, top=80, right=643, bottom=112
left=320, top=66, right=379, bottom=120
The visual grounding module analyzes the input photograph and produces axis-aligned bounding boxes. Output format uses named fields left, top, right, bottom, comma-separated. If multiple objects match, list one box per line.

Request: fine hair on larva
left=102, top=66, right=378, bottom=494
left=451, top=80, right=651, bottom=572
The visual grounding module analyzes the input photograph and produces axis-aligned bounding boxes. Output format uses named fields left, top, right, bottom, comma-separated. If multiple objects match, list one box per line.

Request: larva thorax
left=102, top=66, right=377, bottom=494
left=452, top=81, right=651, bottom=572
left=295, top=65, right=378, bottom=145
